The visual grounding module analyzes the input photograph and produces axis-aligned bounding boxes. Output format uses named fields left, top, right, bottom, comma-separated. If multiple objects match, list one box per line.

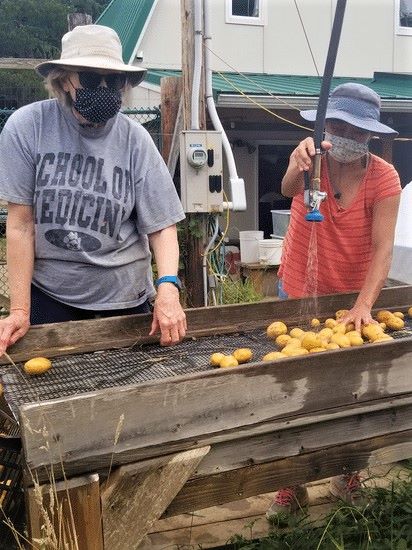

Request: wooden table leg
left=26, top=473, right=103, bottom=550
left=101, top=446, right=210, bottom=549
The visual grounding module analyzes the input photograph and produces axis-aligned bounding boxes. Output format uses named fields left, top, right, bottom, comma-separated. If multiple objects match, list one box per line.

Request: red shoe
left=265, top=485, right=309, bottom=519
left=329, top=473, right=364, bottom=504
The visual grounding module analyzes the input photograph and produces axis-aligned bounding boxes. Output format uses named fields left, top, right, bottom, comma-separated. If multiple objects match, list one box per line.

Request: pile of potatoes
left=210, top=306, right=412, bottom=368
left=262, top=307, right=410, bottom=362
left=210, top=348, right=253, bottom=368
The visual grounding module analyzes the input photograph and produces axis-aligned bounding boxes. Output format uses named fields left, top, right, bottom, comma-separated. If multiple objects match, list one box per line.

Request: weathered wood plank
left=0, top=58, right=47, bottom=69
left=3, top=285, right=411, bottom=364
left=144, top=463, right=410, bottom=549
left=19, top=339, right=412, bottom=478
left=101, top=447, right=210, bottom=549
left=193, top=398, right=412, bottom=477
left=26, top=474, right=103, bottom=550
left=162, top=430, right=412, bottom=517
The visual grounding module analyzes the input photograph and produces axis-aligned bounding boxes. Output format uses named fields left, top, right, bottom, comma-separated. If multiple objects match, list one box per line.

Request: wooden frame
left=2, top=286, right=412, bottom=548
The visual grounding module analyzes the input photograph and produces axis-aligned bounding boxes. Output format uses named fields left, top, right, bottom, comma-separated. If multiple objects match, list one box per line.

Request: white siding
left=132, top=0, right=411, bottom=78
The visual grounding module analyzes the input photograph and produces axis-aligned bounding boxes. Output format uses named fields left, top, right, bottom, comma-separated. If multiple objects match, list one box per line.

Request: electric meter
left=187, top=145, right=207, bottom=168
left=180, top=130, right=223, bottom=213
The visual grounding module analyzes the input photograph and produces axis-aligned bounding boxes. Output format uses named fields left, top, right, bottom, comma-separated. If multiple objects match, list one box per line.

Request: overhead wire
left=293, top=0, right=321, bottom=78
left=205, top=8, right=410, bottom=142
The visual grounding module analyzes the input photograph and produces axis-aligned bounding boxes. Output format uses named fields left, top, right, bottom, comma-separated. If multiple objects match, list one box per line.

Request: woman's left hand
left=149, top=284, right=187, bottom=345
left=340, top=303, right=376, bottom=332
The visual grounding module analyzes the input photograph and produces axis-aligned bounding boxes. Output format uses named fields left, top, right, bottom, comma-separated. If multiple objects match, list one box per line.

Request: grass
left=226, top=463, right=412, bottom=550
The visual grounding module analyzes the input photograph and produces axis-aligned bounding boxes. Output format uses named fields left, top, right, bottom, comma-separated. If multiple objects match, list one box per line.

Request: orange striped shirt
left=278, top=154, right=401, bottom=298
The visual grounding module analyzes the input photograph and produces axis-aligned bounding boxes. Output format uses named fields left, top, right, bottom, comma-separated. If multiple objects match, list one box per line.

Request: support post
left=181, top=0, right=207, bottom=307
left=26, top=473, right=103, bottom=550
left=101, top=447, right=210, bottom=549
left=160, top=76, right=183, bottom=169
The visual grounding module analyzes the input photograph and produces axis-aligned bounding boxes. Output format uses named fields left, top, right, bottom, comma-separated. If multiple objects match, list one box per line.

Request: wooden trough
left=1, top=285, right=412, bottom=549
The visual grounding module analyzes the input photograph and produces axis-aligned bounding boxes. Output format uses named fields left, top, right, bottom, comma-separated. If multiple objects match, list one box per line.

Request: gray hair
left=44, top=67, right=73, bottom=106
left=44, top=66, right=132, bottom=108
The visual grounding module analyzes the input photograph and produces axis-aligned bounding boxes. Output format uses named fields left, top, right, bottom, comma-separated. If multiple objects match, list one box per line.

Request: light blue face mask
left=325, top=132, right=369, bottom=163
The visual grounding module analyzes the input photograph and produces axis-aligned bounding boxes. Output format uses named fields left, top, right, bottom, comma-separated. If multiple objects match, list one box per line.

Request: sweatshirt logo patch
left=45, top=229, right=101, bottom=252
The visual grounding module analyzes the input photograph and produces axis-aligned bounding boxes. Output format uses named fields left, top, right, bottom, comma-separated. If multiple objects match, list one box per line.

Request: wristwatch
left=155, top=275, right=183, bottom=291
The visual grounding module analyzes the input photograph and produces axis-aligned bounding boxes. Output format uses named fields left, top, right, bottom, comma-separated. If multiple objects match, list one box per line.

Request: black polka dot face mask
left=73, top=87, right=122, bottom=125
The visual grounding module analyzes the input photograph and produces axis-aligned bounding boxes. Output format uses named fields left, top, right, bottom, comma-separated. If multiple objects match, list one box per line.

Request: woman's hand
left=149, top=284, right=187, bottom=346
left=290, top=137, right=333, bottom=172
left=340, top=304, right=376, bottom=333
left=281, top=138, right=332, bottom=197
left=0, top=309, right=30, bottom=355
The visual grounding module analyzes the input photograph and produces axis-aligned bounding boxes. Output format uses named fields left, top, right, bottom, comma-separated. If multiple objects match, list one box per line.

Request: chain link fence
left=0, top=106, right=162, bottom=312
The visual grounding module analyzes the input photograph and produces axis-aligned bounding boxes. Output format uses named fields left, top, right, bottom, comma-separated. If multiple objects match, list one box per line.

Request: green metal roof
left=144, top=69, right=412, bottom=100
left=96, top=0, right=156, bottom=64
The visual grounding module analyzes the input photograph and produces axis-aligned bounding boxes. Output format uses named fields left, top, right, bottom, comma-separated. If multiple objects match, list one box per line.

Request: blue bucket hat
left=300, top=83, right=398, bottom=136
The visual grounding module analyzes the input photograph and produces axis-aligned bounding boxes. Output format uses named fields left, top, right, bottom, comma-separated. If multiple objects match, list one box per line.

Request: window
left=226, top=0, right=266, bottom=26
left=396, top=0, right=412, bottom=35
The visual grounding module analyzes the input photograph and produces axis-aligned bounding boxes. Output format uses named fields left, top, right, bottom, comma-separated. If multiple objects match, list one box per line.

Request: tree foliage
left=0, top=0, right=109, bottom=58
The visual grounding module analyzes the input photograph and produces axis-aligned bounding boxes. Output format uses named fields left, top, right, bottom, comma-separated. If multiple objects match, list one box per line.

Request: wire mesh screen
left=1, top=320, right=412, bottom=420
left=0, top=329, right=277, bottom=419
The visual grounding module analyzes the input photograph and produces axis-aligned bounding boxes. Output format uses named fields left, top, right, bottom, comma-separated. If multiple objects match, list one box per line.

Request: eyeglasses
left=77, top=71, right=127, bottom=90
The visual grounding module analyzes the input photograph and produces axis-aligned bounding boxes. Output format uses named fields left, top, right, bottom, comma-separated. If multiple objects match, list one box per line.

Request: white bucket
left=239, top=231, right=264, bottom=264
left=258, top=238, right=283, bottom=265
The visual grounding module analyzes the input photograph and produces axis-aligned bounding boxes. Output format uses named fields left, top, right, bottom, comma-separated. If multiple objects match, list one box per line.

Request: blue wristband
left=155, top=275, right=182, bottom=291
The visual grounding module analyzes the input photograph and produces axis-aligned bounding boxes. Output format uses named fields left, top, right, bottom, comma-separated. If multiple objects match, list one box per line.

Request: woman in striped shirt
left=268, top=83, right=401, bottom=519
left=279, top=83, right=401, bottom=332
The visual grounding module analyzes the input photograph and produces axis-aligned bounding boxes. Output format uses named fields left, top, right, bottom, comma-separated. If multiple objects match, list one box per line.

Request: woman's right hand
left=290, top=137, right=332, bottom=172
left=0, top=309, right=30, bottom=355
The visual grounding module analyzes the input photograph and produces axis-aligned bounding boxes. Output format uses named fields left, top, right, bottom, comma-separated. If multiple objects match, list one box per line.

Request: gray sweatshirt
left=0, top=99, right=185, bottom=309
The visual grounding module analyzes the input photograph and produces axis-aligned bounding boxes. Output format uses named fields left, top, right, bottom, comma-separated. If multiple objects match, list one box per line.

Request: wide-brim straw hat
left=36, top=24, right=146, bottom=88
left=300, top=83, right=398, bottom=136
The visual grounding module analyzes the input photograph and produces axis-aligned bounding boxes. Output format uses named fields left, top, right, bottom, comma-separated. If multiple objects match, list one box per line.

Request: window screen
left=232, top=0, right=259, bottom=18
left=400, top=0, right=412, bottom=26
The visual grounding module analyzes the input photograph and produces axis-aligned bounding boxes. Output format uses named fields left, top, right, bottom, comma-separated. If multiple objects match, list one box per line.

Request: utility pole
left=67, top=13, right=92, bottom=31
left=180, top=0, right=207, bottom=307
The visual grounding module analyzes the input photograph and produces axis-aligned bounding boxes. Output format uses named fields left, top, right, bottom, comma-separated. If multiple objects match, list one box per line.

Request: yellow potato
left=345, top=323, right=355, bottom=333
left=379, top=322, right=387, bottom=330
left=233, top=348, right=253, bottom=364
left=330, top=334, right=351, bottom=348
left=324, top=318, right=338, bottom=329
left=0, top=382, right=3, bottom=397
left=219, top=355, right=239, bottom=368
left=326, top=342, right=340, bottom=350
left=266, top=321, right=288, bottom=339
left=362, top=324, right=384, bottom=342
left=301, top=332, right=322, bottom=351
left=289, top=327, right=305, bottom=340
left=333, top=323, right=347, bottom=334
left=210, top=352, right=225, bottom=367
left=262, top=351, right=285, bottom=362
left=376, top=310, right=393, bottom=323
left=310, top=318, right=321, bottom=328
left=282, top=347, right=309, bottom=356
left=385, top=316, right=405, bottom=331
left=309, top=347, right=327, bottom=353
left=408, top=306, right=412, bottom=318
left=24, top=357, right=52, bottom=376
left=286, top=338, right=302, bottom=348
left=348, top=334, right=364, bottom=347
left=275, top=334, right=291, bottom=349
left=393, top=312, right=404, bottom=319
left=346, top=330, right=362, bottom=338
left=335, top=309, right=349, bottom=320
left=374, top=335, right=394, bottom=343
left=318, top=327, right=334, bottom=342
